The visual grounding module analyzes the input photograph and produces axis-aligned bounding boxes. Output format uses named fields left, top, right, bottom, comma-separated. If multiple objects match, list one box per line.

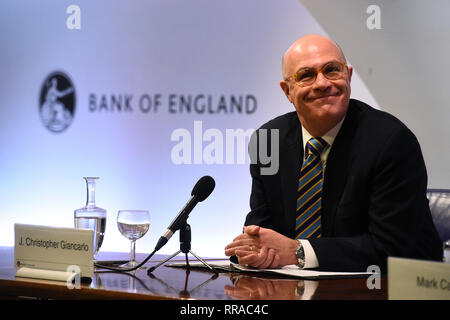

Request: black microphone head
left=191, top=176, right=215, bottom=202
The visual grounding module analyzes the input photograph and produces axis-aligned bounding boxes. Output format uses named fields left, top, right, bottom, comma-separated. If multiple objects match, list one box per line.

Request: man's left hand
left=224, top=225, right=299, bottom=269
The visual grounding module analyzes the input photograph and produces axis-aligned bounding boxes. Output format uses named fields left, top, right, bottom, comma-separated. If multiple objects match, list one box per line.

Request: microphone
left=154, top=176, right=215, bottom=251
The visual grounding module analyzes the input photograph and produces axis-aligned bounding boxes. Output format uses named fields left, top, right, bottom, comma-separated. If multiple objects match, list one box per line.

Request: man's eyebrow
left=294, top=60, right=342, bottom=73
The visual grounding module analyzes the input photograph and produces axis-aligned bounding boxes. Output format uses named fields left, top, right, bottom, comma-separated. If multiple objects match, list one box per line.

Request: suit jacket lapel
left=280, top=113, right=303, bottom=238
left=321, top=101, right=359, bottom=236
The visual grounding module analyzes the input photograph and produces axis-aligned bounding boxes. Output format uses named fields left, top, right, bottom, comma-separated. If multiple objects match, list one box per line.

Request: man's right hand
left=224, top=225, right=298, bottom=269
left=224, top=225, right=280, bottom=268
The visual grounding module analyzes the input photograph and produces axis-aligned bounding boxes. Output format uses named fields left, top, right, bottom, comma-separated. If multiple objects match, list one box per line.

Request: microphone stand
left=147, top=222, right=217, bottom=275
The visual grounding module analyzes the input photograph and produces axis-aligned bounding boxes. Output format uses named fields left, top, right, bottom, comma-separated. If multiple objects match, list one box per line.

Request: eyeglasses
left=285, top=61, right=347, bottom=87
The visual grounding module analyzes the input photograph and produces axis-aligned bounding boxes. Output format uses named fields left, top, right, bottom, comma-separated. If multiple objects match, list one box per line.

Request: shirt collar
left=301, top=115, right=346, bottom=151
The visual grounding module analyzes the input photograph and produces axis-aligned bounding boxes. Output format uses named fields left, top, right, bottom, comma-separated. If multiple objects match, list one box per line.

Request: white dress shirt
left=298, top=116, right=345, bottom=269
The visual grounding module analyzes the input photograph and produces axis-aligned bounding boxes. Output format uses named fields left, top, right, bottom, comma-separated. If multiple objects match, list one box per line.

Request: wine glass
left=117, top=210, right=150, bottom=268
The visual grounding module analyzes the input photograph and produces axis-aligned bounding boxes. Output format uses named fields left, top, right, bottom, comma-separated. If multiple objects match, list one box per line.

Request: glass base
left=121, top=260, right=146, bottom=270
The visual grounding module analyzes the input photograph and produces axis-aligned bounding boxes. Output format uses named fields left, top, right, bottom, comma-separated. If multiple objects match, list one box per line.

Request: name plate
left=14, top=224, right=93, bottom=279
left=388, top=257, right=450, bottom=300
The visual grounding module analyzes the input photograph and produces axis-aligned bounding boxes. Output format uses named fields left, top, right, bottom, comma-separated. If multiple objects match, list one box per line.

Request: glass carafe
left=74, top=177, right=107, bottom=257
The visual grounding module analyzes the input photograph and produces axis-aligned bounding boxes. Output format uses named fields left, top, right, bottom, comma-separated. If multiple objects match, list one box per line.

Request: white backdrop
left=0, top=0, right=379, bottom=257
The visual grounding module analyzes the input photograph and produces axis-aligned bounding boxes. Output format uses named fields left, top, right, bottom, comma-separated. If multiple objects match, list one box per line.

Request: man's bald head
left=279, top=34, right=353, bottom=137
left=281, top=34, right=346, bottom=79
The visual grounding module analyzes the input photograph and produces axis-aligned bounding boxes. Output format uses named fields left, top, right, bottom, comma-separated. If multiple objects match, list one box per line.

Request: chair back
left=427, top=189, right=450, bottom=242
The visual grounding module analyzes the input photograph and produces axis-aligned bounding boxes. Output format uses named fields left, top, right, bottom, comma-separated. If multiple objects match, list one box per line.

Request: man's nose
left=312, top=72, right=331, bottom=90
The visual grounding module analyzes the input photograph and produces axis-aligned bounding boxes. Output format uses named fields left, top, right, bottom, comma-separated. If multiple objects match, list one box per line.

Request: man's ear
left=280, top=80, right=292, bottom=103
left=347, top=65, right=353, bottom=82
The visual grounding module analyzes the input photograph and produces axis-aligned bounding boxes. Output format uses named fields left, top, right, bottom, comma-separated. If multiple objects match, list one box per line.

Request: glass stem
left=130, top=240, right=136, bottom=262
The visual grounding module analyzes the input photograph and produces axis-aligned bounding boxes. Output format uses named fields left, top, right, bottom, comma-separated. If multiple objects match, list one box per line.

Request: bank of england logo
left=39, top=71, right=76, bottom=133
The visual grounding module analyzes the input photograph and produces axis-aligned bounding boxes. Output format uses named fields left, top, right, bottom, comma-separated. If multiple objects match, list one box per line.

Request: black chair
left=427, top=189, right=450, bottom=242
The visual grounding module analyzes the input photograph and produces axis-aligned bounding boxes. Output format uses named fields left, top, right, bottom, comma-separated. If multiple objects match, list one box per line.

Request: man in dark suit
left=224, top=34, right=442, bottom=272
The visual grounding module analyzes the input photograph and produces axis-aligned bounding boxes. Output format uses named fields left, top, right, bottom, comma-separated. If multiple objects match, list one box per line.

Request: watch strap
left=295, top=240, right=305, bottom=268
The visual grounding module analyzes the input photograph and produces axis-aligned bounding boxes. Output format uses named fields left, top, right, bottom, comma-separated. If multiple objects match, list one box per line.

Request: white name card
left=388, top=257, right=450, bottom=300
left=14, top=224, right=94, bottom=279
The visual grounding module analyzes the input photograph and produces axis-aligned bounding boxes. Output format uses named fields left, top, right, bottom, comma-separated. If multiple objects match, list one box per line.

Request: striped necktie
left=296, top=137, right=328, bottom=239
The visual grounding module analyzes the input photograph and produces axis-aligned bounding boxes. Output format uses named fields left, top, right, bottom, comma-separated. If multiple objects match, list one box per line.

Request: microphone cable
left=94, top=249, right=157, bottom=272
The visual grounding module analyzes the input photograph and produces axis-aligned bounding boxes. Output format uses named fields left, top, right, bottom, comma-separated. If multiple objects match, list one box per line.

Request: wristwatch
left=295, top=240, right=305, bottom=268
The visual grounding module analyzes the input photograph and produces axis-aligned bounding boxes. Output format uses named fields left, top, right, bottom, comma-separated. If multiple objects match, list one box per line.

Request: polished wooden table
left=0, top=246, right=386, bottom=300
